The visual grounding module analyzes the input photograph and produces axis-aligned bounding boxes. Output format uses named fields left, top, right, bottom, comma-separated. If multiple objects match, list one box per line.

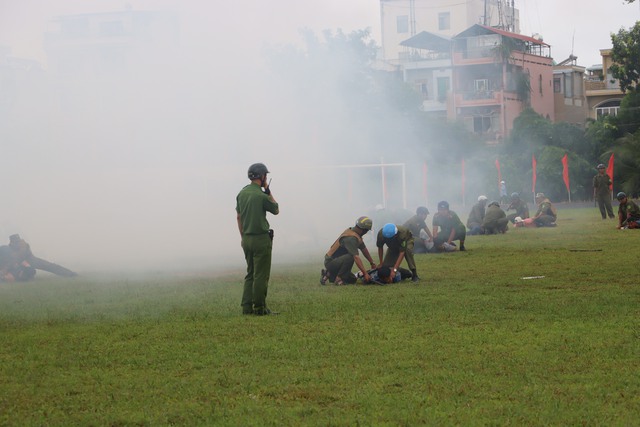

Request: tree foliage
left=610, top=22, right=640, bottom=93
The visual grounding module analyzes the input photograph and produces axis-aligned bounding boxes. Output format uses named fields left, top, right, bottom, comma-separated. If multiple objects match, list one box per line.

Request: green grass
left=1, top=208, right=639, bottom=426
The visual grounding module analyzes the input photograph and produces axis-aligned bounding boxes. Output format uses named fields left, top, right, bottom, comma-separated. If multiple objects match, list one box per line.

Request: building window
left=596, top=100, right=621, bottom=118
left=397, top=15, right=409, bottom=33
left=438, top=12, right=450, bottom=31
left=539, top=74, right=543, bottom=95
left=473, top=116, right=493, bottom=133
left=564, top=74, right=573, bottom=98
left=554, top=77, right=561, bottom=93
left=474, top=79, right=489, bottom=92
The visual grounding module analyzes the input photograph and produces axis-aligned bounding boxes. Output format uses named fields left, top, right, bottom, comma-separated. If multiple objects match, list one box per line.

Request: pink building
left=450, top=25, right=554, bottom=143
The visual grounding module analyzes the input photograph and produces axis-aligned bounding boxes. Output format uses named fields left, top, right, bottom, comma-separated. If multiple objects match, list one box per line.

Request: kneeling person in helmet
left=322, top=216, right=377, bottom=285
left=376, top=223, right=420, bottom=282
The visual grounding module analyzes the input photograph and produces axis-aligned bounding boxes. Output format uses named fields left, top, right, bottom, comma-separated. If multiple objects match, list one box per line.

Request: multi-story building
left=585, top=49, right=624, bottom=120
left=451, top=24, right=553, bottom=142
left=380, top=0, right=520, bottom=64
left=553, top=55, right=587, bottom=127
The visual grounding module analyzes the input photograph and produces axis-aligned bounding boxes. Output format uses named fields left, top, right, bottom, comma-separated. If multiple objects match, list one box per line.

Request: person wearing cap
left=532, top=193, right=557, bottom=227
left=481, top=201, right=509, bottom=234
left=376, top=223, right=419, bottom=282
left=5, top=234, right=77, bottom=279
left=593, top=163, right=615, bottom=220
left=236, top=163, right=279, bottom=316
left=506, top=192, right=530, bottom=224
left=432, top=201, right=466, bottom=251
left=466, top=195, right=488, bottom=235
left=616, top=192, right=640, bottom=229
left=403, top=206, right=434, bottom=254
left=322, top=216, right=377, bottom=286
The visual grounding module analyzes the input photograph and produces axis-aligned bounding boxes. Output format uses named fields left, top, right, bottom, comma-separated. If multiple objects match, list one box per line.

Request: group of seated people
left=467, top=192, right=558, bottom=233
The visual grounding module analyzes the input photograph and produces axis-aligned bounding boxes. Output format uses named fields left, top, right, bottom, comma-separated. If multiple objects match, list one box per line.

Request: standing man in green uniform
left=236, top=163, right=279, bottom=316
left=432, top=200, right=466, bottom=251
left=532, top=193, right=557, bottom=227
left=506, top=192, right=530, bottom=223
left=322, top=216, right=377, bottom=285
left=376, top=223, right=419, bottom=282
left=593, top=163, right=615, bottom=220
left=616, top=192, right=640, bottom=229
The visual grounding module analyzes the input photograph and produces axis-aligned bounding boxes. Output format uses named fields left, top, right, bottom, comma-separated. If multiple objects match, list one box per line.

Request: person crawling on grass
left=0, top=245, right=36, bottom=282
left=321, top=216, right=377, bottom=286
left=357, top=265, right=413, bottom=285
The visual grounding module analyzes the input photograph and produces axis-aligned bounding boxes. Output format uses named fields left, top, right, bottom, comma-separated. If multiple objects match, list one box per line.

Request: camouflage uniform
left=618, top=199, right=640, bottom=228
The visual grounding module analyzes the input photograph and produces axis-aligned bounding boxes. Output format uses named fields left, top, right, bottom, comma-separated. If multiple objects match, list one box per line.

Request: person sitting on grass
left=616, top=192, right=640, bottom=229
left=532, top=193, right=557, bottom=227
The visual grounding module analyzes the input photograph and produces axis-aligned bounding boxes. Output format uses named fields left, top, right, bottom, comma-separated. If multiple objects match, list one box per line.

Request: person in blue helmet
left=376, top=223, right=419, bottom=282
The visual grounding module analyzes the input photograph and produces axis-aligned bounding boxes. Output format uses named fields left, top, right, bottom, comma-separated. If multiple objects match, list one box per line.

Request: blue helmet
left=382, top=223, right=398, bottom=238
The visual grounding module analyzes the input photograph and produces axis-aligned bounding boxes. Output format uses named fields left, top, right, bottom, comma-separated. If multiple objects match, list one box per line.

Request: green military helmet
left=617, top=191, right=627, bottom=200
left=355, top=216, right=373, bottom=231
left=597, top=163, right=606, bottom=169
left=247, top=163, right=270, bottom=180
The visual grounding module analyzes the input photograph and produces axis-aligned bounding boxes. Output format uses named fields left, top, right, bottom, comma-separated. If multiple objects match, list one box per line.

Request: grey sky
left=1, top=0, right=638, bottom=68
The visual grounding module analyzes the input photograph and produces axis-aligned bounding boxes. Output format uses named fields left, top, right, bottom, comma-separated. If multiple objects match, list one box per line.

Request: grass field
left=1, top=207, right=639, bottom=426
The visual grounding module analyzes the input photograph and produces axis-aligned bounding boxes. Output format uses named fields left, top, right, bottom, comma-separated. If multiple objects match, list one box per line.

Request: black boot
left=411, top=269, right=420, bottom=282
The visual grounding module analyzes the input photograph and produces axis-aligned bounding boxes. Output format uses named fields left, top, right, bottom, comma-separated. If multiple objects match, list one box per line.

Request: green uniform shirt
left=593, top=173, right=612, bottom=196
left=327, top=228, right=366, bottom=260
left=482, top=205, right=506, bottom=226
left=466, top=202, right=485, bottom=228
left=235, top=183, right=279, bottom=235
left=403, top=215, right=427, bottom=238
left=376, top=225, right=413, bottom=252
left=535, top=199, right=557, bottom=220
left=508, top=199, right=529, bottom=218
left=619, top=199, right=640, bottom=222
left=433, top=211, right=465, bottom=236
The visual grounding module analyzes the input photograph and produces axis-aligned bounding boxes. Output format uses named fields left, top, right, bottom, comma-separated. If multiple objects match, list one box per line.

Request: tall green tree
left=610, top=22, right=640, bottom=93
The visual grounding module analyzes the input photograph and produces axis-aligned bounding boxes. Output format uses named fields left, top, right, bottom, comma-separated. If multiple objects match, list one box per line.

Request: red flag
left=532, top=155, right=537, bottom=193
left=607, top=153, right=614, bottom=191
left=562, top=153, right=570, bottom=193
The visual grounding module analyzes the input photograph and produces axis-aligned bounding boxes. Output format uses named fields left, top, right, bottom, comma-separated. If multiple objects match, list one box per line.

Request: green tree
left=606, top=130, right=640, bottom=197
left=610, top=22, right=640, bottom=93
